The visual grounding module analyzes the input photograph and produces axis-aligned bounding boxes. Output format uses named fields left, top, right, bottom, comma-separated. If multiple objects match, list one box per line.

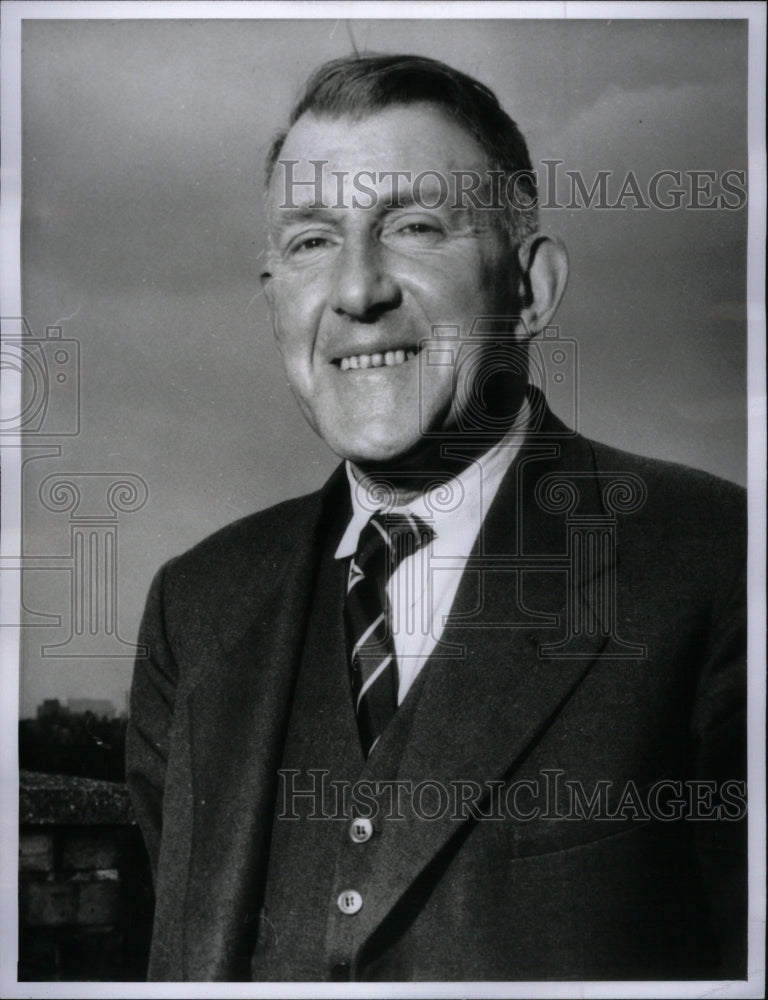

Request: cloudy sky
left=17, top=16, right=748, bottom=715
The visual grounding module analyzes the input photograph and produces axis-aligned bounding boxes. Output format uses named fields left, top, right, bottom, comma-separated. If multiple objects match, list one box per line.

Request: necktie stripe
left=344, top=511, right=434, bottom=757
left=350, top=612, right=386, bottom=661
left=355, top=654, right=393, bottom=710
left=347, top=560, right=365, bottom=590
left=370, top=518, right=393, bottom=549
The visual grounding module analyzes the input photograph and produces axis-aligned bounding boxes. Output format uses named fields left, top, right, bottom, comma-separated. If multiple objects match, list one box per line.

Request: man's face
left=262, top=104, right=524, bottom=469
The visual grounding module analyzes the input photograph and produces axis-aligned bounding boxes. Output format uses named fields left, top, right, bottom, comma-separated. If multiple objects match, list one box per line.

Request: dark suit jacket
left=126, top=401, right=747, bottom=981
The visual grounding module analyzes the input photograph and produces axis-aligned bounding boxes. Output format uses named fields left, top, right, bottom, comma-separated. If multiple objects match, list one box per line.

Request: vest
left=251, top=519, right=431, bottom=981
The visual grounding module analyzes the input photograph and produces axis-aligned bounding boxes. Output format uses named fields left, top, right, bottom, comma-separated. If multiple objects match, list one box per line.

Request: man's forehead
left=272, top=103, right=490, bottom=177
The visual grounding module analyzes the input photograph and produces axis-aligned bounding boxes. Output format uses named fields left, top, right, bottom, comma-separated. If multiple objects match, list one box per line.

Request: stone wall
left=19, top=771, right=153, bottom=981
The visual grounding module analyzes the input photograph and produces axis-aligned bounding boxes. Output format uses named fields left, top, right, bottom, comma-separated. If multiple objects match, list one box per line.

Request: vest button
left=349, top=816, right=373, bottom=843
left=337, top=889, right=363, bottom=915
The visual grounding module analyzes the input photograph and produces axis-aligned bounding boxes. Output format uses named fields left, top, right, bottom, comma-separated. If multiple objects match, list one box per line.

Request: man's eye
left=288, top=235, right=333, bottom=256
left=386, top=220, right=445, bottom=243
left=401, top=222, right=441, bottom=235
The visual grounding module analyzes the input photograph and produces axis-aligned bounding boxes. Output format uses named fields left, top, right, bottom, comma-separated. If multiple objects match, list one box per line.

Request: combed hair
left=265, top=54, right=538, bottom=242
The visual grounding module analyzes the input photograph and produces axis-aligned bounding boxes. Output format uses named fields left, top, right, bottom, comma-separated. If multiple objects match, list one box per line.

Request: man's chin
left=345, top=433, right=459, bottom=485
left=329, top=428, right=428, bottom=469
left=340, top=440, right=424, bottom=472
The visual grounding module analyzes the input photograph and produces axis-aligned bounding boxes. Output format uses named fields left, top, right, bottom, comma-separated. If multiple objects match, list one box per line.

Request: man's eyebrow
left=269, top=205, right=340, bottom=229
left=382, top=190, right=420, bottom=210
left=380, top=188, right=475, bottom=215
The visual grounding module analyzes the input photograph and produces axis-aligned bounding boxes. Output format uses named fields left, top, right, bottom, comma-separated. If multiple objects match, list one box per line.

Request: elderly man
left=127, top=54, right=746, bottom=982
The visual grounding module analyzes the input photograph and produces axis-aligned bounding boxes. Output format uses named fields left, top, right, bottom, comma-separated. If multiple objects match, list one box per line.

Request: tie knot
left=356, top=511, right=434, bottom=578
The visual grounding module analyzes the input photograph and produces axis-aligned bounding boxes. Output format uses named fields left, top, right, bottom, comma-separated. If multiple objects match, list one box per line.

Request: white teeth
left=337, top=348, right=418, bottom=370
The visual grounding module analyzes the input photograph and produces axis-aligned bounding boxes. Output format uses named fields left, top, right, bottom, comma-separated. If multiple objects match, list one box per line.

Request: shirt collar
left=335, top=395, right=531, bottom=560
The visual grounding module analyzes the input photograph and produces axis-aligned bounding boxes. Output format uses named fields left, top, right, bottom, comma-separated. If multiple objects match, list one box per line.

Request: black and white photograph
left=1, top=2, right=765, bottom=996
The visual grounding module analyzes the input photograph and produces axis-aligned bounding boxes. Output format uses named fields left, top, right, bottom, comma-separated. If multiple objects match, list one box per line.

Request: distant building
left=37, top=699, right=66, bottom=719
left=66, top=698, right=117, bottom=719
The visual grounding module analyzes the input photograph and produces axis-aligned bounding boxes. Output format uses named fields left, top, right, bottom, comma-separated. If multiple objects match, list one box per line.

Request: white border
left=1, top=3, right=765, bottom=998
left=0, top=0, right=767, bottom=19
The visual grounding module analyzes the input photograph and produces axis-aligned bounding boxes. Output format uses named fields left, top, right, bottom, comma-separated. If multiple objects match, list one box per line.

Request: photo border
left=1, top=3, right=765, bottom=998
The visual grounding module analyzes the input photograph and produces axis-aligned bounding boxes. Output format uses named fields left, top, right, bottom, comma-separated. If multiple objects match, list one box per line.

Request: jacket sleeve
left=690, top=560, right=748, bottom=978
left=126, top=562, right=180, bottom=884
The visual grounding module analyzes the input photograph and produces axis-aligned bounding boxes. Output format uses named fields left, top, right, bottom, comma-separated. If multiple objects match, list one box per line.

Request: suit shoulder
left=584, top=439, right=746, bottom=608
left=582, top=437, right=746, bottom=594
left=588, top=438, right=745, bottom=523
left=161, top=488, right=324, bottom=588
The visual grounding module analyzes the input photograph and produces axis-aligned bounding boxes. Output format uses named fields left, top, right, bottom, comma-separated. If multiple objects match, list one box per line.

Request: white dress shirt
left=335, top=397, right=531, bottom=704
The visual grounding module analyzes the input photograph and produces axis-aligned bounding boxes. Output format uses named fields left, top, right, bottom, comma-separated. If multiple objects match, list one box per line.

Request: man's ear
left=514, top=234, right=569, bottom=338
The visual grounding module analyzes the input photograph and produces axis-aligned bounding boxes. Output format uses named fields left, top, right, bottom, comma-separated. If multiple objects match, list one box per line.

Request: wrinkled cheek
left=283, top=372, right=326, bottom=438
left=416, top=367, right=457, bottom=431
left=270, top=333, right=317, bottom=416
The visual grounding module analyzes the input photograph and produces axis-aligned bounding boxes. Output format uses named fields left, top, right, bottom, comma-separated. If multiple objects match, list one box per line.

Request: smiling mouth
left=334, top=345, right=420, bottom=371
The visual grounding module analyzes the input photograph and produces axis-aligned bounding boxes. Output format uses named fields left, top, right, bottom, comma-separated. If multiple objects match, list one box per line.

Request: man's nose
left=330, top=239, right=401, bottom=320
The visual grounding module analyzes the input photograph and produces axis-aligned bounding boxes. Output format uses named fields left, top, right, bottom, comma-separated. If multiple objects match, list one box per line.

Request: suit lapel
left=352, top=420, right=618, bottom=949
left=182, top=470, right=348, bottom=979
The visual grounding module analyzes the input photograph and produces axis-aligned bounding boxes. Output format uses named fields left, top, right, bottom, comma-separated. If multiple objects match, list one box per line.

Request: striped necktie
left=345, top=511, right=433, bottom=757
